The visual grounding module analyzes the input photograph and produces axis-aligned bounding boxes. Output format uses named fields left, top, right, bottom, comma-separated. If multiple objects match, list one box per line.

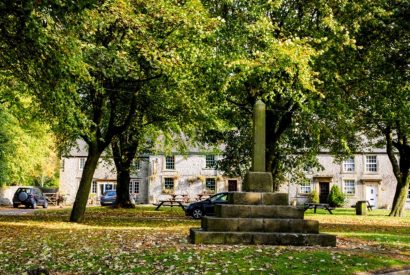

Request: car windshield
left=104, top=191, right=116, bottom=196
left=17, top=188, right=32, bottom=194
left=210, top=193, right=228, bottom=203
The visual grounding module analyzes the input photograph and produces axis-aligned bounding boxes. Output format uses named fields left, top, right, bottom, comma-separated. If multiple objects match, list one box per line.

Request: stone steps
left=190, top=228, right=336, bottom=246
left=202, top=217, right=319, bottom=233
left=228, top=192, right=288, bottom=205
left=215, top=204, right=304, bottom=219
left=189, top=192, right=336, bottom=247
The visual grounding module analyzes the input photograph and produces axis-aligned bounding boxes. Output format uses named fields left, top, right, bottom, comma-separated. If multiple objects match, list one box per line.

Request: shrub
left=308, top=190, right=319, bottom=203
left=328, top=185, right=346, bottom=207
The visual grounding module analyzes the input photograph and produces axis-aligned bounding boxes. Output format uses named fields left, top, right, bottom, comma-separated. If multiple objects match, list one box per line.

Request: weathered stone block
left=237, top=218, right=264, bottom=232
left=303, top=220, right=319, bottom=234
left=190, top=230, right=337, bottom=246
left=243, top=172, right=273, bottom=192
left=202, top=217, right=239, bottom=231
left=250, top=205, right=304, bottom=219
left=263, top=219, right=290, bottom=232
left=215, top=205, right=252, bottom=218
left=229, top=192, right=262, bottom=205
left=225, top=232, right=253, bottom=244
left=262, top=193, right=288, bottom=205
left=189, top=228, right=225, bottom=244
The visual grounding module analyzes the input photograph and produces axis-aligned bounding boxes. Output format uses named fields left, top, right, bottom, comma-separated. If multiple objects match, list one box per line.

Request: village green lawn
left=0, top=207, right=408, bottom=274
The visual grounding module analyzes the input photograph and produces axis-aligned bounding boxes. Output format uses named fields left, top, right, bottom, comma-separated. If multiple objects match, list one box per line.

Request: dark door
left=319, top=182, right=330, bottom=203
left=228, top=180, right=237, bottom=191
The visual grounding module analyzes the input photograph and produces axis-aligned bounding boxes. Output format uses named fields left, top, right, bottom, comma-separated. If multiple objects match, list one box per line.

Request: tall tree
left=353, top=1, right=409, bottom=216
left=112, top=33, right=219, bottom=208
left=201, top=0, right=359, bottom=190
left=314, top=0, right=409, bottom=216
left=1, top=0, right=218, bottom=221
left=0, top=77, right=58, bottom=187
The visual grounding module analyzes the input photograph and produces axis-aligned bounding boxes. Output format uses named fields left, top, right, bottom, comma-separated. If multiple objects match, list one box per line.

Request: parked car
left=13, top=187, right=48, bottom=209
left=185, top=192, right=231, bottom=219
left=100, top=191, right=117, bottom=206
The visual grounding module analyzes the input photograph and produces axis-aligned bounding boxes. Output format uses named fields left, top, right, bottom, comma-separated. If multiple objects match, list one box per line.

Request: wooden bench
left=303, top=203, right=334, bottom=214
left=351, top=201, right=374, bottom=211
left=154, top=200, right=186, bottom=211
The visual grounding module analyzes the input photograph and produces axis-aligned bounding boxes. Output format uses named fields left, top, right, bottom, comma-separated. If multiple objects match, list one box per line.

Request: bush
left=328, top=185, right=346, bottom=207
left=308, top=190, right=319, bottom=203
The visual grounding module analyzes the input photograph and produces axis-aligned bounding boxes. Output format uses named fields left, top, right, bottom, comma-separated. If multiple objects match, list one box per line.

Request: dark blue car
left=100, top=191, right=117, bottom=206
left=185, top=192, right=231, bottom=219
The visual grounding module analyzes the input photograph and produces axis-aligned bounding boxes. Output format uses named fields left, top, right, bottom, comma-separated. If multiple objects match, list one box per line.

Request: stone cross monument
left=189, top=99, right=336, bottom=247
left=243, top=99, right=273, bottom=192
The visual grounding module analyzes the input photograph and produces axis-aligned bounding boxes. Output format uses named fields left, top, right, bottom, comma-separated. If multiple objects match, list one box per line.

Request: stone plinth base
left=190, top=228, right=336, bottom=246
left=202, top=217, right=319, bottom=233
left=189, top=192, right=336, bottom=247
left=215, top=204, right=304, bottom=219
left=243, top=172, right=273, bottom=192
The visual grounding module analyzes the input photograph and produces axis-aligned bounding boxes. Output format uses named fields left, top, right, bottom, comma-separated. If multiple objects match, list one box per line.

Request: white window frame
left=165, top=156, right=175, bottom=170
left=365, top=155, right=377, bottom=172
left=129, top=180, right=140, bottom=194
left=205, top=178, right=216, bottom=191
left=407, top=188, right=410, bottom=200
left=205, top=155, right=216, bottom=168
left=343, top=157, right=355, bottom=172
left=134, top=160, right=141, bottom=171
left=164, top=177, right=174, bottom=191
left=91, top=180, right=97, bottom=194
left=79, top=158, right=86, bottom=170
left=343, top=179, right=356, bottom=195
left=299, top=182, right=312, bottom=194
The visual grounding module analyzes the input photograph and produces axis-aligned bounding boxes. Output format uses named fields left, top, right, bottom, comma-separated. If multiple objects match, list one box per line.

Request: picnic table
left=43, top=193, right=66, bottom=206
left=303, top=203, right=334, bottom=214
left=154, top=199, right=186, bottom=211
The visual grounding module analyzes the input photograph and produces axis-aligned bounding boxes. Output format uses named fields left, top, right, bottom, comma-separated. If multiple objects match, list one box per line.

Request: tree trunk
left=111, top=131, right=141, bottom=208
left=70, top=144, right=102, bottom=222
left=385, top=129, right=409, bottom=217
left=389, top=174, right=409, bottom=217
left=115, top=167, right=135, bottom=208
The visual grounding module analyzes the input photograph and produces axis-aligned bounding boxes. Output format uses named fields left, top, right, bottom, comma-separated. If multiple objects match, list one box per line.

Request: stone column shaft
left=252, top=100, right=266, bottom=172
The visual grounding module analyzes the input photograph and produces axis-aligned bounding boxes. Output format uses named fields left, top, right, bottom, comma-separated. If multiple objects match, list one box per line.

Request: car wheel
left=192, top=208, right=203, bottom=219
left=43, top=200, right=48, bottom=209
left=13, top=203, right=19, bottom=208
left=31, top=201, right=37, bottom=209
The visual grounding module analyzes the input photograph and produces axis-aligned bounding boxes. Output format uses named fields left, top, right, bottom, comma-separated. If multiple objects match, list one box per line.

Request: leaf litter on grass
left=0, top=207, right=408, bottom=274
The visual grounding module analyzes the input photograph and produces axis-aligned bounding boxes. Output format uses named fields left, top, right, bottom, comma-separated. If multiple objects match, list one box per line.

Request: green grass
left=0, top=207, right=408, bottom=274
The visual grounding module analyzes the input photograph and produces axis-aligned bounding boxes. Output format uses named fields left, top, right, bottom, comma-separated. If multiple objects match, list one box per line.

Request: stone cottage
left=59, top=142, right=242, bottom=205
left=284, top=149, right=409, bottom=210
left=58, top=142, right=410, bottom=209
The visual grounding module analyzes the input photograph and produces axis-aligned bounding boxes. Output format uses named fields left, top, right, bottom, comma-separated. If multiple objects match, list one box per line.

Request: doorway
left=366, top=185, right=378, bottom=208
left=228, top=180, right=238, bottom=191
left=319, top=182, right=330, bottom=203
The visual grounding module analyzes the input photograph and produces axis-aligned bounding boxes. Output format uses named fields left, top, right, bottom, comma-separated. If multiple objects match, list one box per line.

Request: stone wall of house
left=147, top=155, right=242, bottom=203
left=0, top=186, right=20, bottom=205
left=60, top=157, right=117, bottom=204
left=58, top=147, right=409, bottom=209
left=287, top=153, right=409, bottom=209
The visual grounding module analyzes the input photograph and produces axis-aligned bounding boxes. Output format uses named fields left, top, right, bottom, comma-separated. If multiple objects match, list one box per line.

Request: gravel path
left=0, top=207, right=35, bottom=216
